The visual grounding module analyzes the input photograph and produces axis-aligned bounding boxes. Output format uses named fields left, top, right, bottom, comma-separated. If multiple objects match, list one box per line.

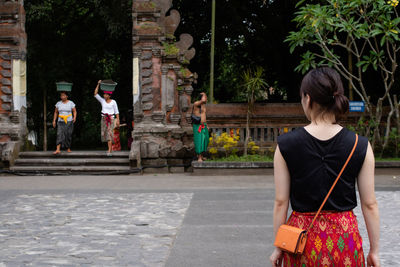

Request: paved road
left=0, top=174, right=398, bottom=266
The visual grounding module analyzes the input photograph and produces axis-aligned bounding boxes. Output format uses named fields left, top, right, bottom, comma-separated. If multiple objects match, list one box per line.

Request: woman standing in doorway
left=270, top=67, right=380, bottom=266
left=94, top=80, right=120, bottom=155
left=52, top=91, right=77, bottom=154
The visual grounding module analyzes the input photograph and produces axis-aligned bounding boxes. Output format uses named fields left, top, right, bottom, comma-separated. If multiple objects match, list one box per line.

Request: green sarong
left=193, top=123, right=209, bottom=154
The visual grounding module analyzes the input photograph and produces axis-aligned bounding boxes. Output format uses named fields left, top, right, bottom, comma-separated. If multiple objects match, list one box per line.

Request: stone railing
left=206, top=103, right=363, bottom=149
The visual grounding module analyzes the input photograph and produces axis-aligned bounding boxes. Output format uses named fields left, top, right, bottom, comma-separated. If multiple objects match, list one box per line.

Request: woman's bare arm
left=52, top=108, right=58, bottom=128
left=72, top=107, right=77, bottom=123
left=272, top=145, right=290, bottom=236
left=270, top=145, right=291, bottom=266
left=94, top=80, right=101, bottom=96
left=357, top=142, right=380, bottom=267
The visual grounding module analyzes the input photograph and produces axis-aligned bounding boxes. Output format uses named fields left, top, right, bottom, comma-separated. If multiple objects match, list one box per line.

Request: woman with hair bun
left=270, top=67, right=380, bottom=267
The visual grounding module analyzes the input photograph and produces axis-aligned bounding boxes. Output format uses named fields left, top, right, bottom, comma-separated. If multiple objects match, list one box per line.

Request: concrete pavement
left=0, top=173, right=398, bottom=266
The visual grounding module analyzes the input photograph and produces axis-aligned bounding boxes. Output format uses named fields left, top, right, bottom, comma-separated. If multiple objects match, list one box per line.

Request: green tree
left=241, top=67, right=268, bottom=156
left=286, top=0, right=400, bottom=153
left=25, top=0, right=132, bottom=150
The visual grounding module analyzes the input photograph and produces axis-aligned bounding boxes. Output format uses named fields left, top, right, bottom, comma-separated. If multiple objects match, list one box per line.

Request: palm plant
left=241, top=67, right=268, bottom=156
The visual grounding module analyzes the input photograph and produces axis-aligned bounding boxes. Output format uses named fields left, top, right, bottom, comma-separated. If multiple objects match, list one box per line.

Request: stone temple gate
left=0, top=0, right=196, bottom=170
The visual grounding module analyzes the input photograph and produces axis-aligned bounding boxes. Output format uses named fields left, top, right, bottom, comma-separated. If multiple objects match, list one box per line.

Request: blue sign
left=349, top=101, right=365, bottom=112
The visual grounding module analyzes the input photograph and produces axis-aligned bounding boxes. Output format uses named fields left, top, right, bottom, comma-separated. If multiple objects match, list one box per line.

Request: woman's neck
left=310, top=112, right=336, bottom=126
left=62, top=99, right=68, bottom=103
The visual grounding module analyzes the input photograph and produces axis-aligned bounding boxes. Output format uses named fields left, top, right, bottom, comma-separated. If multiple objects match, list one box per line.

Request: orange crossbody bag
left=274, top=134, right=359, bottom=254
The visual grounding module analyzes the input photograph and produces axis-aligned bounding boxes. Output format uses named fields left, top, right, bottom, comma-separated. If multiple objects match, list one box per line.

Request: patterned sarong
left=101, top=115, right=115, bottom=143
left=112, top=128, right=121, bottom=151
left=283, top=210, right=365, bottom=267
left=56, top=121, right=74, bottom=149
left=193, top=123, right=209, bottom=154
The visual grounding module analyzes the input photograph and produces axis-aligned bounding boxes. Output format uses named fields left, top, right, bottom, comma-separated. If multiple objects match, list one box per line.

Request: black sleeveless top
left=277, top=127, right=368, bottom=212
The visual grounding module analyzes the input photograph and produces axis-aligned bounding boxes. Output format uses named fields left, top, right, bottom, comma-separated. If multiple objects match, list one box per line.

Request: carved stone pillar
left=131, top=0, right=197, bottom=172
left=0, top=0, right=27, bottom=168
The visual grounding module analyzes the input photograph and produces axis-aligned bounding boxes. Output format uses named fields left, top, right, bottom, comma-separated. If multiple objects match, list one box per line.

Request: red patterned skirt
left=283, top=210, right=365, bottom=267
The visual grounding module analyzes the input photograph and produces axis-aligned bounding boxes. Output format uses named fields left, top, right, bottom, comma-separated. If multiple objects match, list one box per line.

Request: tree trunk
left=382, top=106, right=394, bottom=153
left=348, top=51, right=354, bottom=101
left=244, top=108, right=250, bottom=156
left=43, top=89, right=47, bottom=152
left=373, top=98, right=384, bottom=152
left=394, top=95, right=400, bottom=156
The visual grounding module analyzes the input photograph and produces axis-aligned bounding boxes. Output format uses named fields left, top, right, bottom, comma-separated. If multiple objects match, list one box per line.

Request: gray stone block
left=180, top=95, right=189, bottom=112
left=141, top=60, right=153, bottom=69
left=141, top=52, right=152, bottom=60
left=147, top=142, right=160, bottom=158
left=141, top=69, right=152, bottom=77
left=1, top=70, right=11, bottom=78
left=2, top=104, right=11, bottom=111
left=1, top=78, right=11, bottom=85
left=141, top=94, right=153, bottom=103
left=143, top=167, right=169, bottom=174
left=167, top=159, right=184, bottom=165
left=142, top=158, right=167, bottom=166
left=142, top=103, right=153, bottom=111
left=142, top=77, right=153, bottom=86
left=1, top=61, right=11, bottom=69
left=141, top=86, right=153, bottom=94
left=1, top=95, right=11, bottom=103
left=1, top=86, right=11, bottom=94
left=169, top=167, right=185, bottom=173
left=0, top=54, right=10, bottom=60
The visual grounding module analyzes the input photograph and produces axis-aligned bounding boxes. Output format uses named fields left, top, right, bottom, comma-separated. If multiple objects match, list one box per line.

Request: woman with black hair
left=270, top=67, right=380, bottom=267
left=52, top=91, right=77, bottom=154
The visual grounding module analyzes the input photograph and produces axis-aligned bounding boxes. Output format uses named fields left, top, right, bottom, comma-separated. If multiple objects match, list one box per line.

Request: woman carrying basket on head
left=94, top=80, right=120, bottom=155
left=52, top=91, right=77, bottom=155
left=270, top=67, right=380, bottom=267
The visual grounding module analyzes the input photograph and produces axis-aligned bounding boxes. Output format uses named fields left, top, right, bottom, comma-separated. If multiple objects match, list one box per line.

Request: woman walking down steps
left=94, top=80, right=120, bottom=155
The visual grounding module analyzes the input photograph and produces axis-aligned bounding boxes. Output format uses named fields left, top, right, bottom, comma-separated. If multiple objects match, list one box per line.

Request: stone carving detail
left=1, top=61, right=11, bottom=69
left=164, top=10, right=180, bottom=36
left=141, top=60, right=153, bottom=69
left=1, top=95, right=12, bottom=103
left=1, top=70, right=11, bottom=78
left=169, top=113, right=181, bottom=124
left=179, top=94, right=189, bottom=112
left=1, top=86, right=12, bottom=94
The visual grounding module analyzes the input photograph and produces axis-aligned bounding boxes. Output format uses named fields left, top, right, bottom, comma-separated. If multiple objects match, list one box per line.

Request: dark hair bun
left=300, top=67, right=349, bottom=122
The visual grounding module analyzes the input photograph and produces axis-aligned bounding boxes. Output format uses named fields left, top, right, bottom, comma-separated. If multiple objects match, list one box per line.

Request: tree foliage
left=173, top=0, right=302, bottom=103
left=286, top=0, right=400, bottom=153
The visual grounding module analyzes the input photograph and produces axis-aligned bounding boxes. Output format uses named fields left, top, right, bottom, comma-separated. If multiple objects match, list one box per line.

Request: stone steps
left=11, top=151, right=132, bottom=174
left=18, top=151, right=129, bottom=158
left=14, top=158, right=129, bottom=166
left=10, top=166, right=131, bottom=173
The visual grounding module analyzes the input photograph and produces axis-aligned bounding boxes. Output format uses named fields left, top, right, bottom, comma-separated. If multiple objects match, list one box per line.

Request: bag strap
left=306, top=134, right=359, bottom=233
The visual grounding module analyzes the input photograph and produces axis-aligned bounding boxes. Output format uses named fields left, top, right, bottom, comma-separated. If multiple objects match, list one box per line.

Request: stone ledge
left=192, top=161, right=273, bottom=169
left=376, top=161, right=400, bottom=168
left=191, top=161, right=400, bottom=176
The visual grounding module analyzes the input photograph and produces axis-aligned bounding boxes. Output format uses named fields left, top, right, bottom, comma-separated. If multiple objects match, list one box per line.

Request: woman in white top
left=94, top=80, right=120, bottom=154
left=52, top=91, right=77, bottom=154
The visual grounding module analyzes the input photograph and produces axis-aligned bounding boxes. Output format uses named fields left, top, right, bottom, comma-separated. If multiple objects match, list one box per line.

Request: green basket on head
left=100, top=80, right=118, bottom=92
left=56, top=81, right=73, bottom=92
